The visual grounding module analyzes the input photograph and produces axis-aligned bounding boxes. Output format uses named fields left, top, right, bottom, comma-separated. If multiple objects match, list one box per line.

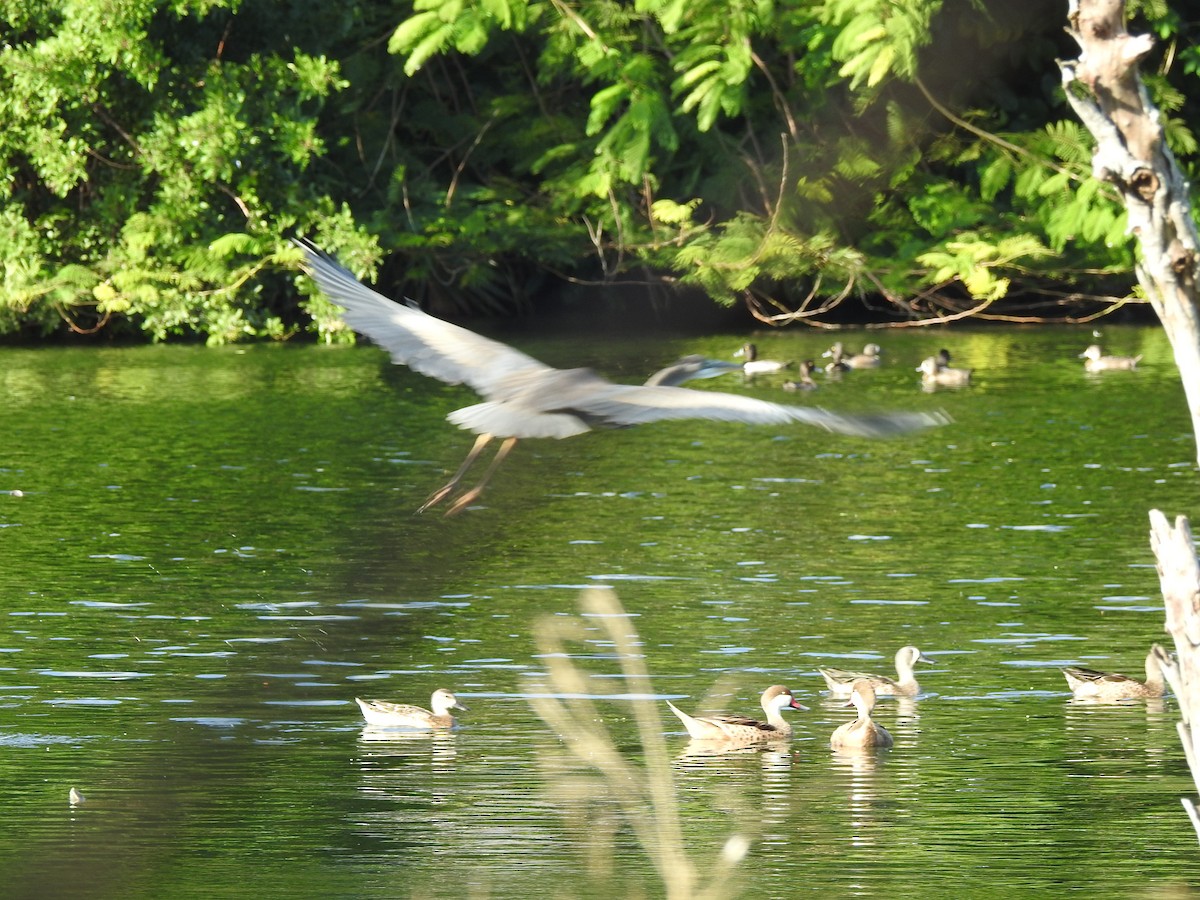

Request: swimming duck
left=666, top=685, right=806, bottom=741
left=782, top=360, right=819, bottom=392
left=1062, top=645, right=1169, bottom=701
left=819, top=646, right=934, bottom=697
left=917, top=355, right=972, bottom=387
left=355, top=688, right=468, bottom=728
left=821, top=342, right=851, bottom=375
left=734, top=342, right=792, bottom=376
left=830, top=680, right=893, bottom=749
left=1080, top=344, right=1141, bottom=372
left=845, top=343, right=883, bottom=369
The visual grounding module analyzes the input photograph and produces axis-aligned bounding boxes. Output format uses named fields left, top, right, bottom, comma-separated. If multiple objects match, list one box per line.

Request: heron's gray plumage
left=297, top=242, right=552, bottom=396
left=294, top=239, right=948, bottom=512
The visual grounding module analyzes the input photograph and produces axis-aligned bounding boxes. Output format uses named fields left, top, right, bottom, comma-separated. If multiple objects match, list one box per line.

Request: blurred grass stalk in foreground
left=529, top=588, right=750, bottom=900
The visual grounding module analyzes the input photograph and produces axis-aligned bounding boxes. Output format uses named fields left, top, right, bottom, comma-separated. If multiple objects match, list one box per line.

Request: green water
left=0, top=325, right=1196, bottom=897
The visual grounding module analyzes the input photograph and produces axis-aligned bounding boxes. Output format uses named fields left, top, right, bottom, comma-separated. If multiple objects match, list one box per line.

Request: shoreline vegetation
left=3, top=2, right=1193, bottom=343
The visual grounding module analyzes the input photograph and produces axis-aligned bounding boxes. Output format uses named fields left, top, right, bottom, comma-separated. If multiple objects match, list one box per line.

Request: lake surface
left=0, top=324, right=1196, bottom=897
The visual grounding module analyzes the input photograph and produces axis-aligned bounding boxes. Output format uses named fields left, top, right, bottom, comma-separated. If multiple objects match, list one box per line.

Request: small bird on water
left=666, top=685, right=807, bottom=742
left=1062, top=645, right=1169, bottom=701
left=830, top=680, right=893, bottom=750
left=734, top=342, right=792, bottom=376
left=782, top=360, right=819, bottom=392
left=1079, top=344, right=1141, bottom=372
left=917, top=355, right=972, bottom=388
left=356, top=688, right=468, bottom=729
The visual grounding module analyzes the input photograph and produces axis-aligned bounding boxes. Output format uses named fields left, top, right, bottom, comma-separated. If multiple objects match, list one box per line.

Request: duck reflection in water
left=358, top=727, right=460, bottom=770
left=294, top=240, right=948, bottom=515
left=829, top=746, right=889, bottom=850
left=676, top=736, right=791, bottom=760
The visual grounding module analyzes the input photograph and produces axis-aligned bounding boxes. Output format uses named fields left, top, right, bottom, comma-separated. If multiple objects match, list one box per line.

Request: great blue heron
left=294, top=239, right=948, bottom=515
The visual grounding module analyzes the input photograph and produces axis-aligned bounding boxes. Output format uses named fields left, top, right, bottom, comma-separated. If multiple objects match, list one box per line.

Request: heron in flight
left=294, top=240, right=948, bottom=515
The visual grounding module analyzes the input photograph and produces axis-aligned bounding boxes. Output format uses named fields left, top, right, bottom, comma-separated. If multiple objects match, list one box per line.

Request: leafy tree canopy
left=0, top=0, right=1196, bottom=341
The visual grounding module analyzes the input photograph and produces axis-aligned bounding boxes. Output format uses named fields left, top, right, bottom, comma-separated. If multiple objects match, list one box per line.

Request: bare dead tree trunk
left=1149, top=510, right=1200, bottom=837
left=1056, top=0, right=1200, bottom=839
left=1060, top=0, right=1200, bottom=460
left=1060, top=0, right=1200, bottom=840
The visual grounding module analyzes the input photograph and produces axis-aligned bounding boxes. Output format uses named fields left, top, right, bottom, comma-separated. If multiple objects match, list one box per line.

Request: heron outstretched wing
left=296, top=240, right=947, bottom=443
left=555, top=380, right=949, bottom=438
left=442, top=369, right=946, bottom=440
left=295, top=239, right=552, bottom=398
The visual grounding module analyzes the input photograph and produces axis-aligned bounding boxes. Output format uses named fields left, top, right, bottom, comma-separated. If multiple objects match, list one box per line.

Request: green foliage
left=917, top=233, right=1056, bottom=302
left=673, top=213, right=864, bottom=303
left=823, top=0, right=940, bottom=92
left=0, top=0, right=358, bottom=342
left=3, top=0, right=1200, bottom=339
left=388, top=0, right=530, bottom=76
left=370, top=0, right=1194, bottom=323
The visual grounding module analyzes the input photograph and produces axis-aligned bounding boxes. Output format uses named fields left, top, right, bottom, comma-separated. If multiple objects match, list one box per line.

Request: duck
left=917, top=355, right=972, bottom=387
left=666, top=685, right=806, bottom=741
left=819, top=645, right=934, bottom=698
left=355, top=688, right=468, bottom=728
left=1080, top=344, right=1141, bottom=372
left=1062, top=645, right=1170, bottom=701
left=782, top=360, right=819, bottom=392
left=734, top=342, right=792, bottom=376
left=821, top=342, right=851, bottom=375
left=830, top=680, right=893, bottom=749
left=845, top=343, right=883, bottom=369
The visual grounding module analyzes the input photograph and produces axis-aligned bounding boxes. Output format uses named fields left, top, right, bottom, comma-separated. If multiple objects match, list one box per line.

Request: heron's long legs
left=443, top=436, right=519, bottom=516
left=418, top=433, right=493, bottom=513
